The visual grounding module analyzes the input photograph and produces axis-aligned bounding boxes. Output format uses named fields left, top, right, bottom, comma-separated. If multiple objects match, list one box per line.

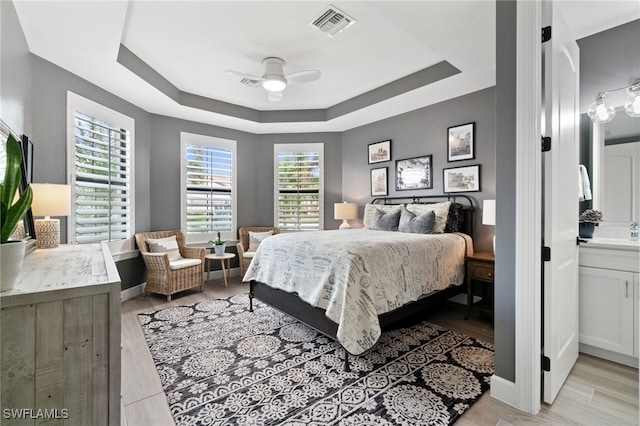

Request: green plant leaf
left=0, top=134, right=32, bottom=243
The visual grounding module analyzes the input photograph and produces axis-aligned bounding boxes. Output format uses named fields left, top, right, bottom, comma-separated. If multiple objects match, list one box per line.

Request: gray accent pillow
left=371, top=208, right=401, bottom=231
left=399, top=209, right=436, bottom=234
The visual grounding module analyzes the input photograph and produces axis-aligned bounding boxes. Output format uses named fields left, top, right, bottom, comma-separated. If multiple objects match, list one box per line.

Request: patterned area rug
left=138, top=294, right=494, bottom=425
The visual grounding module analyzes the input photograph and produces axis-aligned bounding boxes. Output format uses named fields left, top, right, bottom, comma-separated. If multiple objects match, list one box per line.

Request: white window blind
left=72, top=111, right=132, bottom=243
left=181, top=133, right=236, bottom=242
left=275, top=143, right=324, bottom=231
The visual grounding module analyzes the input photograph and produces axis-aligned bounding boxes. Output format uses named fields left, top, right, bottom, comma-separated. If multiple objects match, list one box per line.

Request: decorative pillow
left=399, top=209, right=436, bottom=234
left=248, top=230, right=274, bottom=251
left=363, top=203, right=403, bottom=229
left=406, top=201, right=451, bottom=233
left=147, top=235, right=182, bottom=261
left=370, top=208, right=402, bottom=231
left=445, top=202, right=466, bottom=233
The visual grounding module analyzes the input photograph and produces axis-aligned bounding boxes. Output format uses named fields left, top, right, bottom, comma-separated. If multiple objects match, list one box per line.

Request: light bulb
left=262, top=76, right=286, bottom=92
left=625, top=83, right=640, bottom=117
left=587, top=93, right=616, bottom=123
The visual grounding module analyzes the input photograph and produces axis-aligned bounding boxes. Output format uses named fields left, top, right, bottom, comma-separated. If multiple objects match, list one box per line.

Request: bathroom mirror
left=591, top=110, right=640, bottom=230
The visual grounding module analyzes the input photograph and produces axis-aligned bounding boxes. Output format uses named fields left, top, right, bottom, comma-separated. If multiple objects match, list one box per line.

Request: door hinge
left=542, top=246, right=551, bottom=262
left=542, top=26, right=552, bottom=43
left=542, top=136, right=551, bottom=152
left=542, top=355, right=551, bottom=372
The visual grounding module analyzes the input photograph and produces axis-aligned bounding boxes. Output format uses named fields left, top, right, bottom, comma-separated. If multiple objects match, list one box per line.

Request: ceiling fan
left=225, top=57, right=321, bottom=102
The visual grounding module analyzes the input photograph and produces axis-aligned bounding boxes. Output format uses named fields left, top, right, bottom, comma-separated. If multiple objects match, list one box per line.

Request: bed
left=244, top=195, right=475, bottom=370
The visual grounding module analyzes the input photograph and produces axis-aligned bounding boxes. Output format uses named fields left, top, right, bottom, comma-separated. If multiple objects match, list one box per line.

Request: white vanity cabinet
left=579, top=239, right=639, bottom=367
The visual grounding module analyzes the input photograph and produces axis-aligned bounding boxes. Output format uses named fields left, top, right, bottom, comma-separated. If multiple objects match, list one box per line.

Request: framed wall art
left=370, top=167, right=388, bottom=196
left=447, top=122, right=475, bottom=162
left=368, top=139, right=391, bottom=164
left=396, top=155, right=432, bottom=191
left=443, top=164, right=480, bottom=193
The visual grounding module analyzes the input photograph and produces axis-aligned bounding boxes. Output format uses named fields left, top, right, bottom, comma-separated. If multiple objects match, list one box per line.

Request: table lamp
left=483, top=199, right=496, bottom=254
left=334, top=202, right=357, bottom=230
left=31, top=183, right=71, bottom=249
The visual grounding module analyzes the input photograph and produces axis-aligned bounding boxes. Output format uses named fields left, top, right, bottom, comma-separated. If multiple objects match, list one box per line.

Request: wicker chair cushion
left=248, top=231, right=274, bottom=251
left=243, top=251, right=256, bottom=259
left=147, top=235, right=183, bottom=261
left=169, top=258, right=202, bottom=270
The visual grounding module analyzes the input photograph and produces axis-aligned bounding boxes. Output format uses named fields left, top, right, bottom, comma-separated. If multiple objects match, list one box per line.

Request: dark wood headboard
left=371, top=194, right=476, bottom=237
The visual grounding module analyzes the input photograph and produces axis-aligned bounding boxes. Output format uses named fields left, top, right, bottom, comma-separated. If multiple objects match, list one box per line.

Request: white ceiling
left=12, top=1, right=640, bottom=134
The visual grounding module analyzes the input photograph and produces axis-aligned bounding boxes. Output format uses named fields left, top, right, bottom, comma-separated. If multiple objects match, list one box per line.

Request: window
left=67, top=92, right=134, bottom=244
left=274, top=143, right=324, bottom=231
left=181, top=133, right=236, bottom=243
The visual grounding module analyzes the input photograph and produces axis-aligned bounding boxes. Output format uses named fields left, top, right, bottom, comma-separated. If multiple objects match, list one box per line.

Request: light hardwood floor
left=121, top=276, right=639, bottom=425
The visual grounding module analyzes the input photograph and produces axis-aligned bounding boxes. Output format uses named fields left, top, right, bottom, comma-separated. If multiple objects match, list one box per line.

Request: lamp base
left=339, top=220, right=351, bottom=230
left=35, top=218, right=60, bottom=249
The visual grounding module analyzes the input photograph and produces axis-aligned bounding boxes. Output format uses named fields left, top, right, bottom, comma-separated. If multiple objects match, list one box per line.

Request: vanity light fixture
left=625, top=79, right=640, bottom=117
left=588, top=78, right=640, bottom=123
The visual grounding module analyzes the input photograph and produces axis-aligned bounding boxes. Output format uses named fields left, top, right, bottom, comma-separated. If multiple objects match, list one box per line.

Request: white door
left=542, top=1, right=580, bottom=404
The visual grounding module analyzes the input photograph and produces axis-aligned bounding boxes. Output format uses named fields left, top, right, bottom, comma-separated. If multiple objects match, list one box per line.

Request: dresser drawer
left=469, top=262, right=495, bottom=282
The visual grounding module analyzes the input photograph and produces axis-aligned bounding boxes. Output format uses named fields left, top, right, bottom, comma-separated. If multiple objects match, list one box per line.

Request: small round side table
left=205, top=252, right=236, bottom=287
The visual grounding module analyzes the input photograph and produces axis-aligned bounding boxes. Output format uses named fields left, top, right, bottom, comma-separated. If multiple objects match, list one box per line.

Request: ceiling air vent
left=309, top=5, right=355, bottom=37
left=240, top=77, right=262, bottom=88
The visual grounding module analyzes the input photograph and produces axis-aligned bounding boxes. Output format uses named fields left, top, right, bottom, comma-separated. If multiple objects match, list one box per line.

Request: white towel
left=578, top=164, right=592, bottom=201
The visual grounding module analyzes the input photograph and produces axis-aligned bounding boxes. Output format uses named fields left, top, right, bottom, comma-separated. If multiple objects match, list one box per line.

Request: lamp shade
left=482, top=199, right=496, bottom=226
left=334, top=202, right=357, bottom=220
left=31, top=183, right=71, bottom=217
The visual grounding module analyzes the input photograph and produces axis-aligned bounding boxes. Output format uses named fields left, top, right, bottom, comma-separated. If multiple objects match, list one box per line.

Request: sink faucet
left=632, top=221, right=639, bottom=241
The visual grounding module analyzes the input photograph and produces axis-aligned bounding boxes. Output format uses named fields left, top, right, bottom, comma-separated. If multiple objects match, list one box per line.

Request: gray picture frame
left=370, top=167, right=388, bottom=196
left=396, top=155, right=432, bottom=191
left=443, top=164, right=481, bottom=193
left=447, top=122, right=475, bottom=162
left=368, top=140, right=391, bottom=164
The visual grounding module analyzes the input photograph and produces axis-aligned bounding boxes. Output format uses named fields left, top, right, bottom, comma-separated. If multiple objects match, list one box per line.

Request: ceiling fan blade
left=225, top=69, right=264, bottom=82
left=285, top=70, right=321, bottom=84
left=268, top=91, right=284, bottom=102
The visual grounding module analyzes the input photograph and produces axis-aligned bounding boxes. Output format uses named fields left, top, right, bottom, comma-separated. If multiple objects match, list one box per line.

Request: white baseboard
left=121, top=283, right=145, bottom=302
left=120, top=268, right=241, bottom=303
left=490, top=374, right=517, bottom=407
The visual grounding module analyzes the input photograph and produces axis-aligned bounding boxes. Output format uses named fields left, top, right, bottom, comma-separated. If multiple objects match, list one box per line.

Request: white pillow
left=248, top=230, right=274, bottom=251
left=406, top=201, right=451, bottom=233
left=147, top=235, right=182, bottom=261
left=363, top=203, right=404, bottom=229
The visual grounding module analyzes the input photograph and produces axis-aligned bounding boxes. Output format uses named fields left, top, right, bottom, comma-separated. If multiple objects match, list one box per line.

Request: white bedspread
left=243, top=229, right=472, bottom=355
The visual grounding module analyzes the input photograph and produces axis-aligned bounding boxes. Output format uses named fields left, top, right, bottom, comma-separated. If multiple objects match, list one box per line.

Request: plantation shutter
left=73, top=111, right=131, bottom=243
left=275, top=144, right=323, bottom=231
left=185, top=143, right=233, bottom=235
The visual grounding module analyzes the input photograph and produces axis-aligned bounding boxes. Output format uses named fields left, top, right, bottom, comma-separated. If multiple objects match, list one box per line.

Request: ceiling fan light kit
left=225, top=56, right=321, bottom=102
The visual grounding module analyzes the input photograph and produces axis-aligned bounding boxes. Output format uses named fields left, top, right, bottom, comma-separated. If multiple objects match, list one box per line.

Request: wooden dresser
left=1, top=243, right=121, bottom=425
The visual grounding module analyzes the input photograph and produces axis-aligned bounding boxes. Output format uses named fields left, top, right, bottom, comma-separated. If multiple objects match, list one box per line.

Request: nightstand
left=465, top=251, right=495, bottom=320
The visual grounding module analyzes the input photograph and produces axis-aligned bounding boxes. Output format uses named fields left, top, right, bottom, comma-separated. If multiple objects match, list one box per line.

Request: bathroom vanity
left=578, top=237, right=639, bottom=367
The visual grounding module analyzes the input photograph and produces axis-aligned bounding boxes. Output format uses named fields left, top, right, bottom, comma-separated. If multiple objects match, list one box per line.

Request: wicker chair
left=135, top=230, right=206, bottom=302
left=237, top=227, right=280, bottom=277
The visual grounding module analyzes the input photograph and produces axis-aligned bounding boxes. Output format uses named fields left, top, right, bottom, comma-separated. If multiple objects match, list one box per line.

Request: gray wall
left=148, top=115, right=258, bottom=231
left=342, top=87, right=496, bottom=253
left=494, top=0, right=517, bottom=381
left=1, top=0, right=31, bottom=136
left=30, top=55, right=153, bottom=240
left=256, top=133, right=343, bottom=230
left=578, top=19, right=640, bottom=113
